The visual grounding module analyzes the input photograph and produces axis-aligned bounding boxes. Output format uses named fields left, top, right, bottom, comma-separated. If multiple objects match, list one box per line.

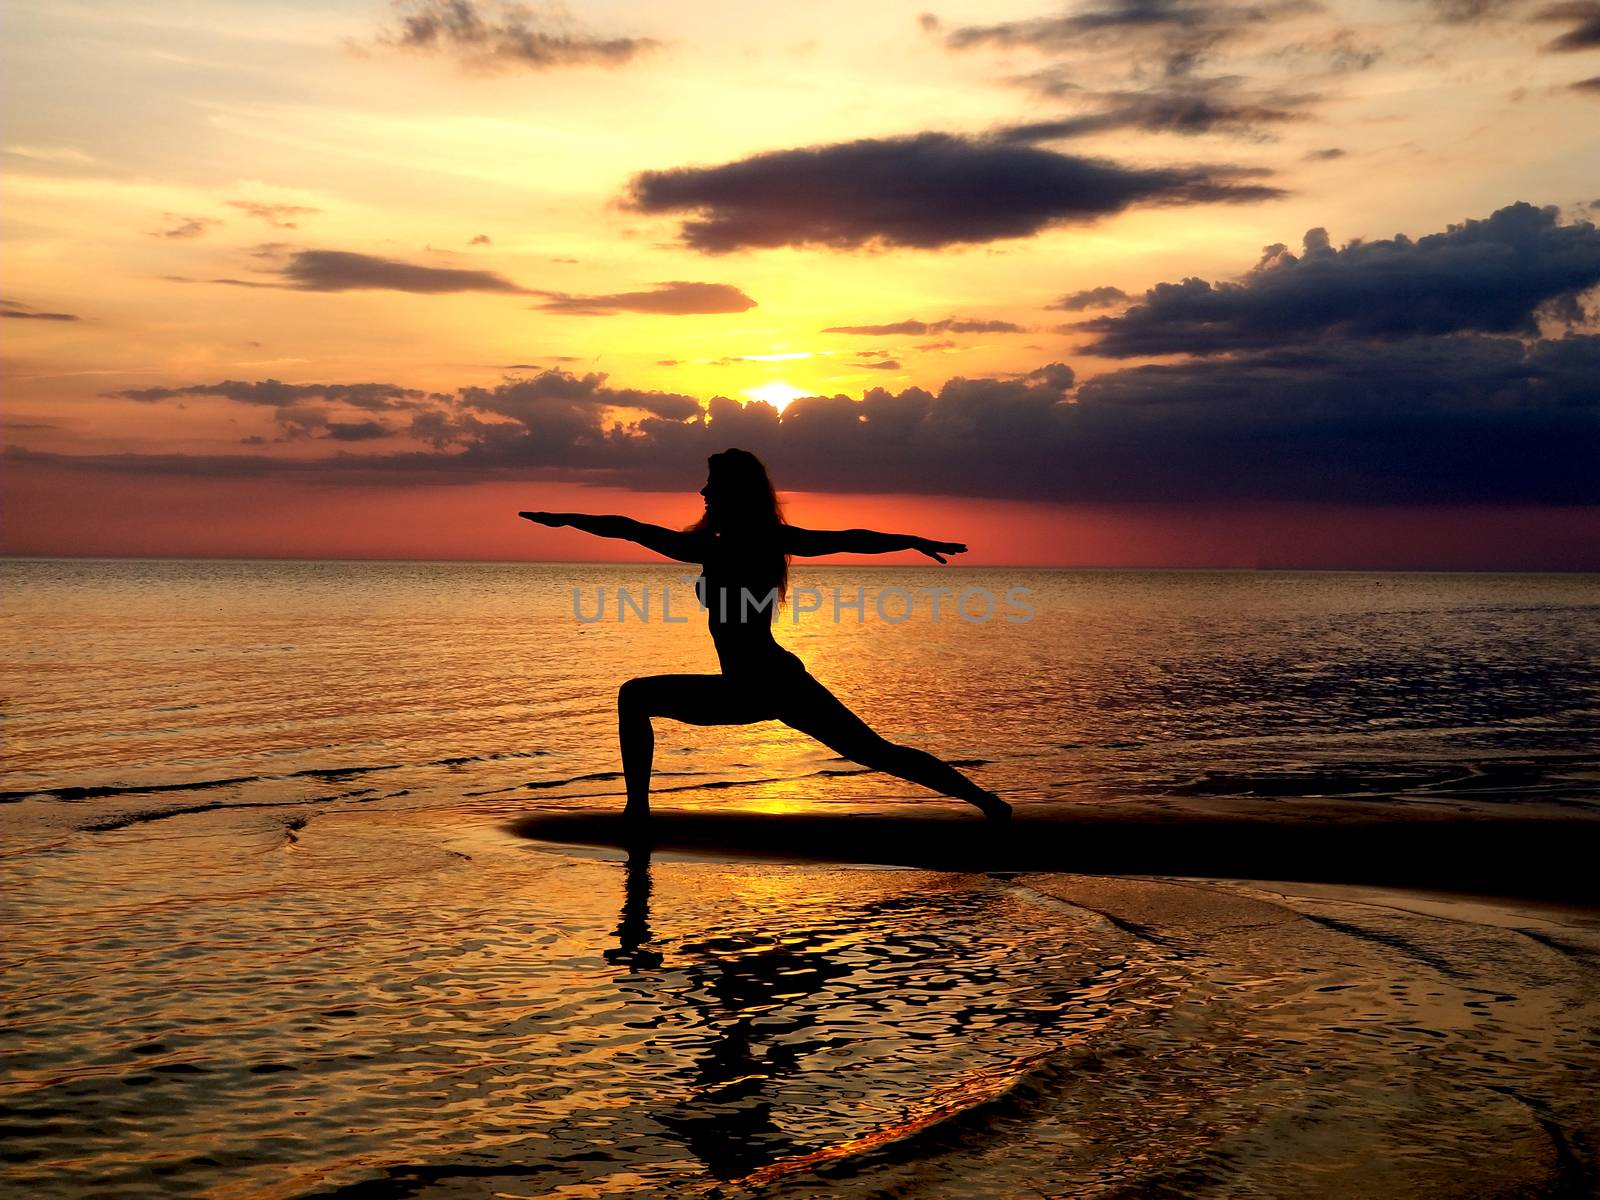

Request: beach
left=4, top=559, right=1599, bottom=1197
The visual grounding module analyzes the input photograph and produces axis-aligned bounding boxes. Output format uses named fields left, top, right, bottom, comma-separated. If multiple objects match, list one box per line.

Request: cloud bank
left=39, top=203, right=1595, bottom=508
left=1078, top=202, right=1600, bottom=355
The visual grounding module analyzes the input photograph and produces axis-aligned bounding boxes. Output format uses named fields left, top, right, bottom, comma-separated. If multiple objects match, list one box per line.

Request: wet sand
left=789, top=870, right=1600, bottom=1199
left=3, top=794, right=1599, bottom=1198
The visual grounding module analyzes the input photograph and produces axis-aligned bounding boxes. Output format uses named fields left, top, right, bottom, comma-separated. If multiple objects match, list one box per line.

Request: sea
left=4, top=558, right=1599, bottom=1198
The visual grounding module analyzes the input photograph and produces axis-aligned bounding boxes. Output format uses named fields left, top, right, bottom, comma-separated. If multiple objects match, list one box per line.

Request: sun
left=742, top=381, right=811, bottom=413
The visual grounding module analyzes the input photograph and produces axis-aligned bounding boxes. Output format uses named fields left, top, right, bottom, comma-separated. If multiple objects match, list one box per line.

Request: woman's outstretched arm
left=784, top=527, right=967, bottom=563
left=520, top=511, right=706, bottom=563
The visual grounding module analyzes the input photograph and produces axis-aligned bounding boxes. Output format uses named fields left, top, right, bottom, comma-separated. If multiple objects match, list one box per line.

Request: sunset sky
left=3, top=0, right=1598, bottom=567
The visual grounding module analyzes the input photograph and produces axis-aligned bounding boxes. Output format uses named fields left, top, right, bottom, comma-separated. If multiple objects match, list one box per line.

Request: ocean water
left=3, top=559, right=1600, bottom=1198
left=5, top=559, right=1597, bottom=818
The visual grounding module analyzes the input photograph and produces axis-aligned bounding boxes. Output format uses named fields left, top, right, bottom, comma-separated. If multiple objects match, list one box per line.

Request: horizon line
left=4, top=553, right=1598, bottom=576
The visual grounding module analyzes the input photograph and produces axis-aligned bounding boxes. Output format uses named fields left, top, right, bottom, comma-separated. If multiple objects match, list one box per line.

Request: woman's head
left=698, top=448, right=784, bottom=533
left=694, top=448, right=788, bottom=601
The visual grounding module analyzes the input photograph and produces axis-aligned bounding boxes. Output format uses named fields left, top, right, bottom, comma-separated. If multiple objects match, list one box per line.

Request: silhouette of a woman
left=520, top=448, right=1009, bottom=822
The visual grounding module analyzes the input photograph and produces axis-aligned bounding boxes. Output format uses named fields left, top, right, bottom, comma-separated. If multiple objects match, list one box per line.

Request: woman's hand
left=518, top=511, right=569, bottom=527
left=913, top=538, right=967, bottom=564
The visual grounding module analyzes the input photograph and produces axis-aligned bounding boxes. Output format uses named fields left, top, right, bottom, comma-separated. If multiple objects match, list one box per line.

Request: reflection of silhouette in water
left=602, top=844, right=849, bottom=1178
left=599, top=852, right=1123, bottom=1183
left=520, top=447, right=1009, bottom=822
left=603, top=848, right=663, bottom=969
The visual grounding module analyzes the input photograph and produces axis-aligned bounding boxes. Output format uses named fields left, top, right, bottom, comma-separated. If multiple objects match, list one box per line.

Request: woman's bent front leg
left=617, top=674, right=770, bottom=819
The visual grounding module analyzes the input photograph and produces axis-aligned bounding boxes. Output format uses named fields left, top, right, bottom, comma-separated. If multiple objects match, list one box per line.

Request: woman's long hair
left=688, top=448, right=789, bottom=601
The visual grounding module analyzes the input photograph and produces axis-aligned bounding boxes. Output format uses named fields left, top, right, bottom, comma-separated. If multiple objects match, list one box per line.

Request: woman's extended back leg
left=617, top=674, right=772, bottom=818
left=775, top=675, right=1009, bottom=819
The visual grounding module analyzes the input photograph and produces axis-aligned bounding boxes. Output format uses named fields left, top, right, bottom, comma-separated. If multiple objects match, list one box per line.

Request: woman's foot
left=969, top=790, right=1011, bottom=823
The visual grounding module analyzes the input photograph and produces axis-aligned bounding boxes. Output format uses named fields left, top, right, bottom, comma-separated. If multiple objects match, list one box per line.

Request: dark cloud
left=1427, top=0, right=1523, bottom=20
left=939, top=3, right=1375, bottom=163
left=1078, top=202, right=1600, bottom=356
left=626, top=132, right=1282, bottom=252
left=226, top=201, right=320, bottom=229
left=1535, top=2, right=1600, bottom=50
left=1, top=299, right=79, bottom=321
left=853, top=359, right=903, bottom=370
left=267, top=404, right=400, bottom=443
left=152, top=214, right=221, bottom=239
left=1025, top=362, right=1077, bottom=390
left=109, top=379, right=429, bottom=410
left=1304, top=147, right=1347, bottom=160
left=174, top=249, right=529, bottom=294
left=1051, top=286, right=1130, bottom=311
left=325, top=420, right=392, bottom=441
left=533, top=281, right=757, bottom=315
left=942, top=1, right=1315, bottom=78
left=1572, top=74, right=1600, bottom=90
left=821, top=316, right=1029, bottom=336
left=996, top=82, right=1317, bottom=142
left=282, top=249, right=527, bottom=293
left=379, top=0, right=659, bottom=71
left=469, top=233, right=492, bottom=244
left=1412, top=0, right=1520, bottom=22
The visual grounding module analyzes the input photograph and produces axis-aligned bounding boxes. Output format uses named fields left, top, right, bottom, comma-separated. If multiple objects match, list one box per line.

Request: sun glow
left=742, top=381, right=811, bottom=412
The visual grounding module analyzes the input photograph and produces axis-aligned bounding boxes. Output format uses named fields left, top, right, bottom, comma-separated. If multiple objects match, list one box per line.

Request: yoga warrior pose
left=519, top=448, right=1010, bottom=822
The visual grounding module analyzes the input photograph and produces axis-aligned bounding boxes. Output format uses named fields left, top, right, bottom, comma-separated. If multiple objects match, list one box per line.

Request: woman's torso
left=696, top=532, right=801, bottom=679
